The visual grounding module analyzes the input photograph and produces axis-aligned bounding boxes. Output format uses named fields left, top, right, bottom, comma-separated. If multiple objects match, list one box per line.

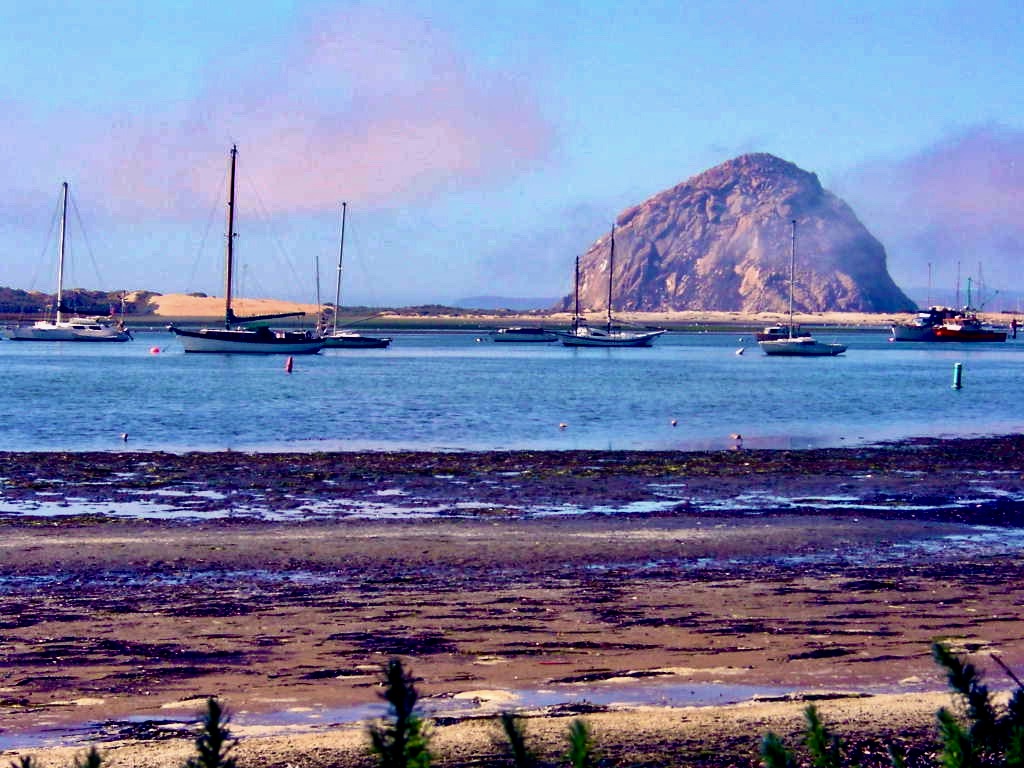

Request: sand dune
left=135, top=291, right=963, bottom=327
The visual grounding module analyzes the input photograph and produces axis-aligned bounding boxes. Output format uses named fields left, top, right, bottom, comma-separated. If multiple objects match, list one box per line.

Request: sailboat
left=6, top=183, right=131, bottom=342
left=318, top=202, right=392, bottom=349
left=169, top=146, right=324, bottom=354
left=555, top=225, right=665, bottom=347
left=758, top=220, right=846, bottom=357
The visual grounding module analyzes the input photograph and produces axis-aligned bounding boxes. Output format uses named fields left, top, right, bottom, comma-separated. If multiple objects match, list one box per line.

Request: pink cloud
left=842, top=124, right=1024, bottom=292
left=80, top=7, right=553, bottom=217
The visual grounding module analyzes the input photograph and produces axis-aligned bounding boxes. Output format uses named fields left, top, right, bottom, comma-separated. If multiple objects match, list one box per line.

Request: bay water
left=2, top=329, right=1022, bottom=453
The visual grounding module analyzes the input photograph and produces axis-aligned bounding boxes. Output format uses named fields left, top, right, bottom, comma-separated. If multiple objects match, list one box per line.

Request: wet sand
left=2, top=437, right=1024, bottom=765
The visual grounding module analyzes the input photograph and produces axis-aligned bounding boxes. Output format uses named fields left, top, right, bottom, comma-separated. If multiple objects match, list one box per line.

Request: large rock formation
left=558, top=153, right=915, bottom=313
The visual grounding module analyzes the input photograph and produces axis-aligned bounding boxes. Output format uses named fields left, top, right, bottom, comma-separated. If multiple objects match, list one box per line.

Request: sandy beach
left=2, top=438, right=1023, bottom=765
left=132, top=291, right=1022, bottom=331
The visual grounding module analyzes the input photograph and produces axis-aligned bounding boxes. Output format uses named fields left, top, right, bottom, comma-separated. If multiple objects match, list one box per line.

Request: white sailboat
left=758, top=220, right=846, bottom=357
left=318, top=202, right=392, bottom=349
left=555, top=225, right=665, bottom=347
left=6, top=182, right=131, bottom=342
left=169, top=146, right=324, bottom=354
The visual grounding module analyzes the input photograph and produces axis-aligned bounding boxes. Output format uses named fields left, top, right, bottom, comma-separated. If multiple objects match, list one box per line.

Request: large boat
left=169, top=146, right=324, bottom=354
left=554, top=226, right=665, bottom=348
left=889, top=307, right=956, bottom=342
left=318, top=202, right=392, bottom=349
left=932, top=313, right=1007, bottom=342
left=490, top=327, right=558, bottom=343
left=6, top=183, right=131, bottom=342
left=758, top=220, right=846, bottom=357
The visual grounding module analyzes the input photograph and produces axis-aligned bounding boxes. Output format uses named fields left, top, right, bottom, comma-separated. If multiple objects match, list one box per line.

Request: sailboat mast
left=573, top=255, right=580, bottom=331
left=224, top=145, right=238, bottom=329
left=607, top=225, right=615, bottom=331
left=788, top=219, right=796, bottom=338
left=333, top=202, right=347, bottom=335
left=55, top=182, right=68, bottom=325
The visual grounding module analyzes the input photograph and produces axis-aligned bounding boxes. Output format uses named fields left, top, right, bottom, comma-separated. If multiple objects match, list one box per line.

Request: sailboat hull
left=758, top=338, right=846, bottom=356
left=7, top=320, right=131, bottom=342
left=556, top=328, right=665, bottom=347
left=171, top=327, right=323, bottom=354
left=321, top=333, right=392, bottom=349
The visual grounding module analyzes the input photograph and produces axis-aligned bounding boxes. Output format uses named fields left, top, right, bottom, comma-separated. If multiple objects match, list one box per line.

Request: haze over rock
left=558, top=153, right=915, bottom=313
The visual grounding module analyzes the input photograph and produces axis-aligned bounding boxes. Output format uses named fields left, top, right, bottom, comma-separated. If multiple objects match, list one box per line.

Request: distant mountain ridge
left=558, top=153, right=915, bottom=313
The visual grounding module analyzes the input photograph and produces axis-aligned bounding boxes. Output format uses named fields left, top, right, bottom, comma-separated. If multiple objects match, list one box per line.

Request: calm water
left=2, top=329, right=1023, bottom=452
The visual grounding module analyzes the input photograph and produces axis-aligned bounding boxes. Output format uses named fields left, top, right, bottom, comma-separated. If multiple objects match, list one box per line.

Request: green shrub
left=368, top=658, right=432, bottom=768
left=184, top=697, right=236, bottom=768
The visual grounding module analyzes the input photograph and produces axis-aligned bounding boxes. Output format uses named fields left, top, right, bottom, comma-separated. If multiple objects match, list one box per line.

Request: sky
left=2, top=0, right=1023, bottom=308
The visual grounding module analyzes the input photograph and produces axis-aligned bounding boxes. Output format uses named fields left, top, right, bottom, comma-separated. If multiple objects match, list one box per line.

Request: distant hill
left=557, top=153, right=915, bottom=314
left=455, top=296, right=560, bottom=311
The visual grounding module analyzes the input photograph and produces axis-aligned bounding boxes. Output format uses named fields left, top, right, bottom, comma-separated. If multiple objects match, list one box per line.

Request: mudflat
left=2, top=437, right=1023, bottom=766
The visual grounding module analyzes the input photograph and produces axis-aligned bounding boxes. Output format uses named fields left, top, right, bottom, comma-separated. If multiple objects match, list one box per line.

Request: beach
left=132, top=291, right=1014, bottom=331
left=2, top=437, right=1024, bottom=766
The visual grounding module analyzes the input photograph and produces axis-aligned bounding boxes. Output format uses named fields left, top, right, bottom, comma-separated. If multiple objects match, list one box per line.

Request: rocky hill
left=558, top=153, right=915, bottom=313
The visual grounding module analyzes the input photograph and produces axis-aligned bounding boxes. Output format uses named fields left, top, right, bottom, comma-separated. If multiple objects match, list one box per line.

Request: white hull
left=759, top=336, right=846, bottom=356
left=172, top=327, right=323, bottom=354
left=556, top=327, right=665, bottom=347
left=889, top=324, right=936, bottom=342
left=7, top=320, right=131, bottom=342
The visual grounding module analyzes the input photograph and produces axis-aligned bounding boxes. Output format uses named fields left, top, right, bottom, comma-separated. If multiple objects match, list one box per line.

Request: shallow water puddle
left=0, top=679, right=800, bottom=751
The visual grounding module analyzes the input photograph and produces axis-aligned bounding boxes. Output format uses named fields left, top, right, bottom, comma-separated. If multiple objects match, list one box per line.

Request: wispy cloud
left=34, top=7, right=555, bottom=218
left=839, top=124, right=1024, bottom=293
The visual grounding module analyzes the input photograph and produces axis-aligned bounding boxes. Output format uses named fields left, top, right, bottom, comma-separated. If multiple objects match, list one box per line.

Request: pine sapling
left=185, top=697, right=236, bottom=768
left=566, top=719, right=595, bottom=768
left=760, top=732, right=797, bottom=768
left=368, top=658, right=431, bottom=768
left=499, top=712, right=536, bottom=768
left=72, top=747, right=103, bottom=768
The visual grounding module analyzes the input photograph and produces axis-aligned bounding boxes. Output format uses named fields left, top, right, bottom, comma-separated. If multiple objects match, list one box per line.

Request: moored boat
left=554, top=226, right=665, bottom=348
left=169, top=146, right=323, bottom=354
left=6, top=183, right=131, bottom=342
left=759, top=335, right=847, bottom=356
left=932, top=313, right=1007, bottom=342
left=490, top=327, right=559, bottom=343
left=757, top=220, right=845, bottom=357
left=755, top=325, right=810, bottom=342
left=889, top=307, right=956, bottom=342
left=317, top=202, right=392, bottom=350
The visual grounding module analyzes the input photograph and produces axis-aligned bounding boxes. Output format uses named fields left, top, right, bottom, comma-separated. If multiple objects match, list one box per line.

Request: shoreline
left=2, top=436, right=1024, bottom=765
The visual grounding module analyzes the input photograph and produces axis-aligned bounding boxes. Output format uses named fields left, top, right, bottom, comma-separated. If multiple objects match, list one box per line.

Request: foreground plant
left=72, top=747, right=103, bottom=768
left=184, top=697, right=236, bottom=768
left=567, top=719, right=596, bottom=768
left=761, top=642, right=1024, bottom=768
left=499, top=712, right=537, bottom=768
left=932, top=641, right=1024, bottom=767
left=368, top=658, right=432, bottom=768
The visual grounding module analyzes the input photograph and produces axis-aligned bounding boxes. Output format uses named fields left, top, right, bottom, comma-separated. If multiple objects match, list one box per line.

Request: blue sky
left=2, top=0, right=1023, bottom=307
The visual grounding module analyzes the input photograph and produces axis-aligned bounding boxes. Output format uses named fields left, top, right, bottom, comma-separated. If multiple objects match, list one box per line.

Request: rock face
left=558, top=153, right=915, bottom=313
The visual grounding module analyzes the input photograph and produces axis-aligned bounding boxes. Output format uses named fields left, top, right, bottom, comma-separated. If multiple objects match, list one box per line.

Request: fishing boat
left=932, top=312, right=1007, bottom=342
left=758, top=220, right=846, bottom=357
left=318, top=202, right=392, bottom=349
left=490, top=327, right=558, bottom=342
left=6, top=183, right=131, bottom=342
left=555, top=226, right=665, bottom=347
left=169, top=146, right=324, bottom=354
